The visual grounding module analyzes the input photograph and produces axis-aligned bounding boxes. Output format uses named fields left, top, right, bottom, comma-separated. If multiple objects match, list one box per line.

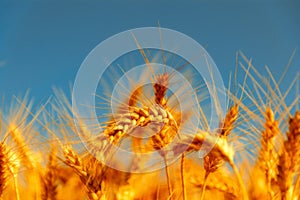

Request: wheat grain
left=104, top=104, right=177, bottom=144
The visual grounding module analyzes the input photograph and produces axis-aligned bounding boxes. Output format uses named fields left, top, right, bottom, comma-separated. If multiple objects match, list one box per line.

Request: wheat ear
left=277, top=111, right=300, bottom=200
left=257, top=108, right=279, bottom=198
left=9, top=124, right=35, bottom=169
left=200, top=105, right=238, bottom=200
left=42, top=148, right=57, bottom=200
left=0, top=142, right=8, bottom=199
left=180, top=130, right=248, bottom=199
left=154, top=73, right=169, bottom=107
left=0, top=142, right=20, bottom=200
left=218, top=105, right=239, bottom=137
left=191, top=176, right=238, bottom=199
left=104, top=105, right=177, bottom=144
left=63, top=145, right=105, bottom=200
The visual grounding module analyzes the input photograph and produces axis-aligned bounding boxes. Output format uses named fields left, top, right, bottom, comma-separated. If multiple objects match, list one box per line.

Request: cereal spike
left=42, top=149, right=58, bottom=200
left=154, top=73, right=169, bottom=107
left=0, top=142, right=8, bottom=198
left=104, top=105, right=177, bottom=144
left=278, top=111, right=300, bottom=200
left=219, top=105, right=239, bottom=137
left=63, top=145, right=105, bottom=200
left=257, top=108, right=279, bottom=198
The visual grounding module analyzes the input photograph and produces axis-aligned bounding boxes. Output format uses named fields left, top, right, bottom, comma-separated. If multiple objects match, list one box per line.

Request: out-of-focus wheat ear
left=200, top=154, right=224, bottom=200
left=183, top=131, right=247, bottom=200
left=257, top=108, right=279, bottom=198
left=214, top=137, right=248, bottom=200
left=63, top=145, right=105, bottom=200
left=200, top=105, right=238, bottom=200
left=200, top=137, right=229, bottom=200
left=8, top=123, right=42, bottom=198
left=1, top=141, right=21, bottom=200
left=0, top=142, right=8, bottom=199
left=278, top=111, right=300, bottom=200
left=42, top=148, right=58, bottom=200
left=204, top=105, right=238, bottom=175
left=8, top=124, right=35, bottom=169
left=151, top=124, right=178, bottom=200
left=191, top=175, right=238, bottom=199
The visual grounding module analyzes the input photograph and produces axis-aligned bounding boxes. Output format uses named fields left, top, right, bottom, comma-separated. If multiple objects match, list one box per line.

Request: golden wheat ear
left=0, top=142, right=9, bottom=198
left=41, top=148, right=58, bottom=200
left=62, top=145, right=105, bottom=200
left=277, top=111, right=300, bottom=200
left=0, top=140, right=21, bottom=200
left=154, top=73, right=169, bottom=107
left=254, top=108, right=279, bottom=198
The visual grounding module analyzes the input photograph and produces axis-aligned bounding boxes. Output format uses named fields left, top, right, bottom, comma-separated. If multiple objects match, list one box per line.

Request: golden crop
left=0, top=51, right=299, bottom=200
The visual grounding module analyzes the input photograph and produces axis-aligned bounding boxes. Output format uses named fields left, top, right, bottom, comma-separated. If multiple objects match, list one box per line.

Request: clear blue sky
left=0, top=1, right=300, bottom=105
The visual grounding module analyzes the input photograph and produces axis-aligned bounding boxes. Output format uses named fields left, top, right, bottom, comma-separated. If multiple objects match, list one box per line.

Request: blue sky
left=0, top=1, right=300, bottom=105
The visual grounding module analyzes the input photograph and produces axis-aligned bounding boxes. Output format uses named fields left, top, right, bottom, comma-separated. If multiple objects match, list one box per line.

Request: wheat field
left=0, top=51, right=299, bottom=200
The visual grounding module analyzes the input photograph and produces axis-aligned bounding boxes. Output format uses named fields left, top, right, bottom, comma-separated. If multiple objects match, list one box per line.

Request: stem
left=266, top=173, right=273, bottom=199
left=200, top=171, right=209, bottom=200
left=292, top=177, right=300, bottom=200
left=13, top=174, right=20, bottom=200
left=230, top=161, right=248, bottom=200
left=163, top=154, right=173, bottom=199
left=181, top=153, right=186, bottom=200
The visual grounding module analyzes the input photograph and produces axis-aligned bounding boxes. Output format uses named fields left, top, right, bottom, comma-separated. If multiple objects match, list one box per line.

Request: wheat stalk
left=180, top=153, right=186, bottom=200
